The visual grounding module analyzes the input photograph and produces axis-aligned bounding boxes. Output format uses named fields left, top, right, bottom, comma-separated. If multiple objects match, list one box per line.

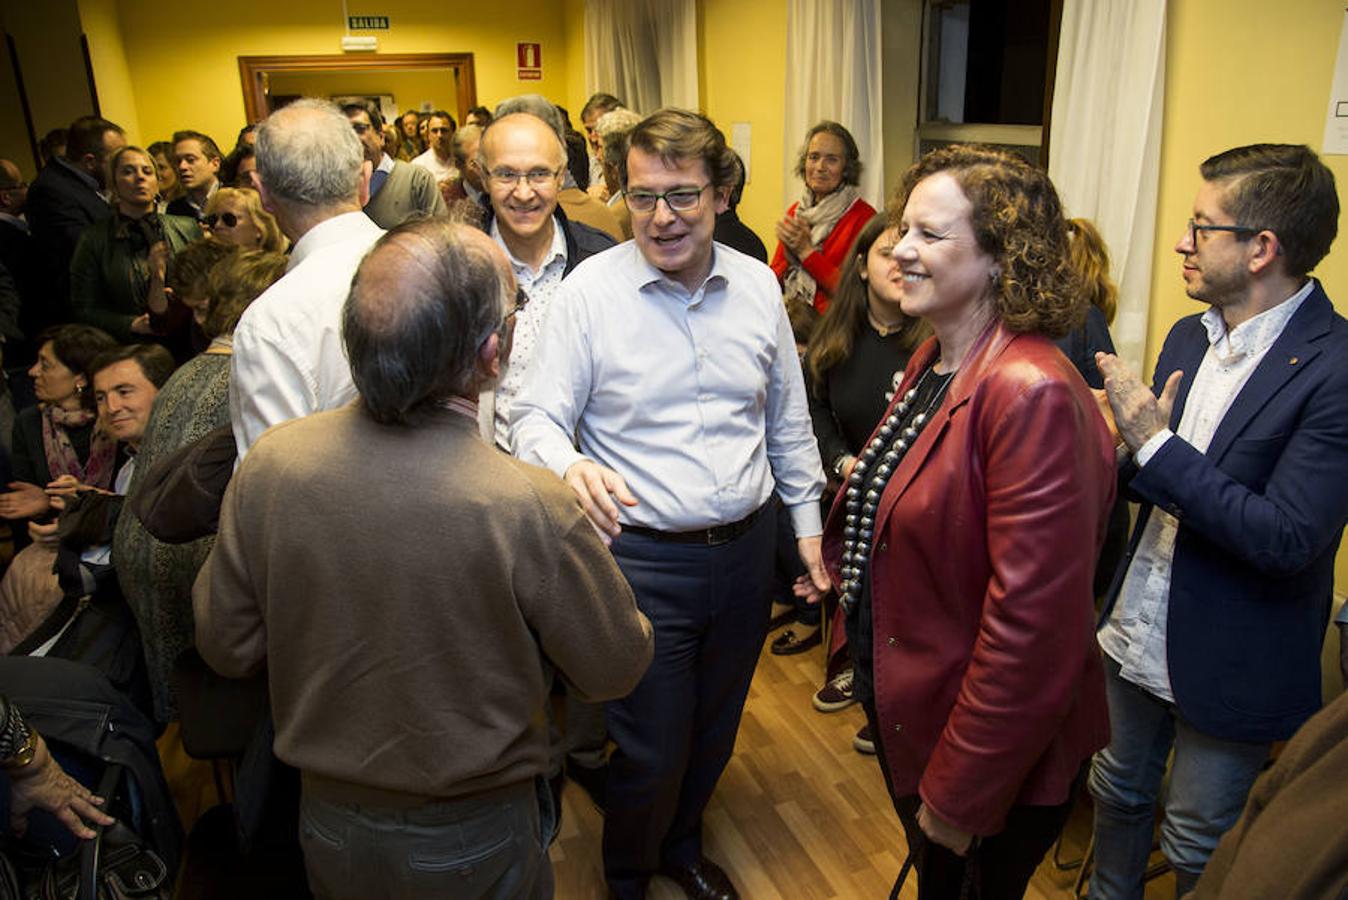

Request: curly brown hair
left=890, top=145, right=1084, bottom=339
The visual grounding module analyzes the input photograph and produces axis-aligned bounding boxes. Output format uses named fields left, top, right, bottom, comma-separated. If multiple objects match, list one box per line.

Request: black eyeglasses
left=1187, top=219, right=1261, bottom=245
left=625, top=184, right=710, bottom=214
left=507, top=287, right=529, bottom=318
left=203, top=212, right=240, bottom=229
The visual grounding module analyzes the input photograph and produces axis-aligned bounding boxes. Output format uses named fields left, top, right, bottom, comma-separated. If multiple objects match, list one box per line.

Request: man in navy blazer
left=1089, top=144, right=1348, bottom=898
left=25, top=115, right=124, bottom=323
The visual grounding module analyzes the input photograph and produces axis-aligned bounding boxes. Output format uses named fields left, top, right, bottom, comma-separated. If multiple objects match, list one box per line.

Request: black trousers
left=602, top=507, right=776, bottom=899
left=865, top=703, right=1079, bottom=900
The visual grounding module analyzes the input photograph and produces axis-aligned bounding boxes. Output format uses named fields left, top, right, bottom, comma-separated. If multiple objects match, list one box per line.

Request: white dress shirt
left=229, top=211, right=385, bottom=459
left=511, top=240, right=825, bottom=536
left=1099, top=279, right=1315, bottom=701
left=411, top=149, right=458, bottom=185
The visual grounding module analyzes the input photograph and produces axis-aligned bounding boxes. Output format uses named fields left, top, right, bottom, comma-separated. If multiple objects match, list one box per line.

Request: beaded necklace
left=838, top=364, right=955, bottom=614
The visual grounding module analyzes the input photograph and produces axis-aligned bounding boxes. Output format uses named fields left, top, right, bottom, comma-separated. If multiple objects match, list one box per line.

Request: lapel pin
left=1289, top=356, right=1299, bottom=365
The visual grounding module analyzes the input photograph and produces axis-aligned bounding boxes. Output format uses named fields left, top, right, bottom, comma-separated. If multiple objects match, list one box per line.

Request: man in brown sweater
left=193, top=218, right=653, bottom=900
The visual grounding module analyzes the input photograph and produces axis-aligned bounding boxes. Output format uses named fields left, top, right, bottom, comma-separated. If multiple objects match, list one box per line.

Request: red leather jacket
left=823, top=320, right=1114, bottom=835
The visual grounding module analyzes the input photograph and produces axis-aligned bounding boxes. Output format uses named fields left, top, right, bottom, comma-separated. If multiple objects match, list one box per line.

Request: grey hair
left=451, top=124, right=482, bottom=168
left=343, top=219, right=508, bottom=426
left=255, top=98, right=364, bottom=208
left=596, top=108, right=644, bottom=173
left=489, top=95, right=569, bottom=170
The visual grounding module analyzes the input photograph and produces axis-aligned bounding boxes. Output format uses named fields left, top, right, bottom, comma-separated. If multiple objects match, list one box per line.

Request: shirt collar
left=0, top=212, right=26, bottom=232
left=288, top=210, right=375, bottom=268
left=490, top=213, right=567, bottom=278
left=634, top=240, right=729, bottom=300
left=1200, top=278, right=1315, bottom=361
left=377, top=154, right=395, bottom=175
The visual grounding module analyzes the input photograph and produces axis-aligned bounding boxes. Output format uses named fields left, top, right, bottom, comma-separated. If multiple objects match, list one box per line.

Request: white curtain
left=1048, top=0, right=1167, bottom=370
left=584, top=0, right=698, bottom=114
left=783, top=0, right=885, bottom=210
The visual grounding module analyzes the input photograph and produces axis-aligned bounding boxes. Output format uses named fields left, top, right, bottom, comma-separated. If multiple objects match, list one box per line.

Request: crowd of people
left=0, top=86, right=1344, bottom=900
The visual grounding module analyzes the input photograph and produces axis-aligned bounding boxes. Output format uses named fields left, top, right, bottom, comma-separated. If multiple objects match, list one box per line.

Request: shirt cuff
left=785, top=501, right=823, bottom=538
left=1134, top=428, right=1174, bottom=467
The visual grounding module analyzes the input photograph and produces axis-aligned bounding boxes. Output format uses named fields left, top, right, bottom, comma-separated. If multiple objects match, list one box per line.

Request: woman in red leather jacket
left=805, top=145, right=1116, bottom=899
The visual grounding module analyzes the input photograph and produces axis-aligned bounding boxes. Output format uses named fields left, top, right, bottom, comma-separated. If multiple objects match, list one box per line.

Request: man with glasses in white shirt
left=1092, top=144, right=1348, bottom=897
left=512, top=108, right=829, bottom=900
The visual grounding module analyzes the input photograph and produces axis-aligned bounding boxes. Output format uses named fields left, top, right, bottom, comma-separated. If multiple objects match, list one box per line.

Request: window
left=917, top=0, right=1059, bottom=165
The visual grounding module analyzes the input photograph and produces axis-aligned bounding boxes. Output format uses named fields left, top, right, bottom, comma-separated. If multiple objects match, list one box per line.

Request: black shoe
left=567, top=762, right=608, bottom=810
left=767, top=604, right=796, bottom=631
left=660, top=858, right=739, bottom=900
left=770, top=626, right=821, bottom=656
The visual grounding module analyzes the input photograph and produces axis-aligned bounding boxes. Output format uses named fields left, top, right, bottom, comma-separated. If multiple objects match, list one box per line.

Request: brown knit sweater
left=194, top=403, right=652, bottom=799
left=1190, top=690, right=1348, bottom=899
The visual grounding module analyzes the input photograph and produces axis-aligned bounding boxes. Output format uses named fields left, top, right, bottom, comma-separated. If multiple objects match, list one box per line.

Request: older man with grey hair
left=195, top=218, right=652, bottom=900
left=230, top=97, right=384, bottom=458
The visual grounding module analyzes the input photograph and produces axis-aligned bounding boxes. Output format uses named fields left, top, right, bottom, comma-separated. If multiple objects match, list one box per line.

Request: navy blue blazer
left=1101, top=281, right=1348, bottom=743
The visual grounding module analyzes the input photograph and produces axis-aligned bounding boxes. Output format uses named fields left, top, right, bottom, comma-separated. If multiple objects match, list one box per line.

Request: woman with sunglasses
left=69, top=145, right=200, bottom=344
left=202, top=187, right=286, bottom=253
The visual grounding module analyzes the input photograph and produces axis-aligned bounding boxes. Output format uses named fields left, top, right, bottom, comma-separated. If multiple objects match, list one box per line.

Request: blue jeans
left=1087, top=656, right=1269, bottom=899
left=298, top=777, right=554, bottom=900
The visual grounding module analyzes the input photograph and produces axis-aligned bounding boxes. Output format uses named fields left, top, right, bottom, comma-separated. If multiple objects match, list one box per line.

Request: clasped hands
left=775, top=215, right=815, bottom=261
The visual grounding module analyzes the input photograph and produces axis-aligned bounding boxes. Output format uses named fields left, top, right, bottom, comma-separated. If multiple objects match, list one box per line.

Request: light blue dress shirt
left=511, top=241, right=825, bottom=536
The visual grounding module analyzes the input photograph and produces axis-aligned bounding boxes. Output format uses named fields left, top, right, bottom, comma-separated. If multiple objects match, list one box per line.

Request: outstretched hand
left=564, top=459, right=639, bottom=545
left=9, top=734, right=115, bottom=840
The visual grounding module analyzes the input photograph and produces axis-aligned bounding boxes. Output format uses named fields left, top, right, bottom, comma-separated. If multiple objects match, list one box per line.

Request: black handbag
left=37, top=765, right=170, bottom=900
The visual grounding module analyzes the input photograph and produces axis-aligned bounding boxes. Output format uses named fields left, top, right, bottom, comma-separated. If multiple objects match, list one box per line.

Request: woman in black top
left=775, top=215, right=926, bottom=750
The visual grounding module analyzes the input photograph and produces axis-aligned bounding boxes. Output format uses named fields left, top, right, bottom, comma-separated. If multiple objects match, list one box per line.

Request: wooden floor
left=548, top=634, right=1177, bottom=900
left=161, top=631, right=1176, bottom=899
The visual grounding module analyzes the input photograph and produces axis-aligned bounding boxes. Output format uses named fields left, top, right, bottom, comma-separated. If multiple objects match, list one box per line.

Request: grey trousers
left=298, top=776, right=555, bottom=900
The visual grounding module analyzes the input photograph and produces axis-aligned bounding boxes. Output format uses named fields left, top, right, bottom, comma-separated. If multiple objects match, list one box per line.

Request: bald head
left=344, top=219, right=512, bottom=425
left=0, top=160, right=25, bottom=216
left=480, top=113, right=567, bottom=168
left=255, top=98, right=364, bottom=211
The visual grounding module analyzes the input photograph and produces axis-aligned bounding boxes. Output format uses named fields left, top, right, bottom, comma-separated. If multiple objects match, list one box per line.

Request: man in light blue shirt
left=512, top=108, right=828, bottom=900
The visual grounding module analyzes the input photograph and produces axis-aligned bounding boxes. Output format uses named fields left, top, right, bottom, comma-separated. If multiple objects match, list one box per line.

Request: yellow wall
left=1151, top=0, right=1348, bottom=591
left=104, top=0, right=575, bottom=152
left=75, top=0, right=141, bottom=141
left=700, top=0, right=788, bottom=245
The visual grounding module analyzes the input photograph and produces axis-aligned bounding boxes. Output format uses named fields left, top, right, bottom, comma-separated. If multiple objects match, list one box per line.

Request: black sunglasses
left=203, top=212, right=240, bottom=228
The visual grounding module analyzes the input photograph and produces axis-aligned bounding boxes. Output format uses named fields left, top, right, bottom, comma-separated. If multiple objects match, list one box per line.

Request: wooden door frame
left=238, top=53, right=476, bottom=124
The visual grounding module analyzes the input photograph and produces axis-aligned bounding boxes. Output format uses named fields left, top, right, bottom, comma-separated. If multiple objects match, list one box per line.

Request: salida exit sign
left=517, top=42, right=542, bottom=80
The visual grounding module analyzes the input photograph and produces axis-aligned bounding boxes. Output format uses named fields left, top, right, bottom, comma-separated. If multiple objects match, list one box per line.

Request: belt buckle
left=704, top=524, right=731, bottom=546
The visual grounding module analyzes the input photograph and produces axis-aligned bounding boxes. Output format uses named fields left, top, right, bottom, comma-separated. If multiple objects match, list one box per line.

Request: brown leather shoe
left=660, top=857, right=739, bottom=900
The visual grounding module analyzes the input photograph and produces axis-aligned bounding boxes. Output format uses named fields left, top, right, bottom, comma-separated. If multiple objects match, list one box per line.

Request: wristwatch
left=1, top=723, right=36, bottom=769
left=831, top=453, right=854, bottom=481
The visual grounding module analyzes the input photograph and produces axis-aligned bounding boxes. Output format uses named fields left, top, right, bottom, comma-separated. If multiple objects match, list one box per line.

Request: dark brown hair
left=1199, top=143, right=1338, bottom=279
left=621, top=108, right=737, bottom=192
left=891, top=145, right=1084, bottom=339
left=805, top=215, right=925, bottom=390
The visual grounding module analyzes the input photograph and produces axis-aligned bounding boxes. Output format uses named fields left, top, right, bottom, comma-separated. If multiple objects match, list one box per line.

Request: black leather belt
left=622, top=504, right=765, bottom=546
